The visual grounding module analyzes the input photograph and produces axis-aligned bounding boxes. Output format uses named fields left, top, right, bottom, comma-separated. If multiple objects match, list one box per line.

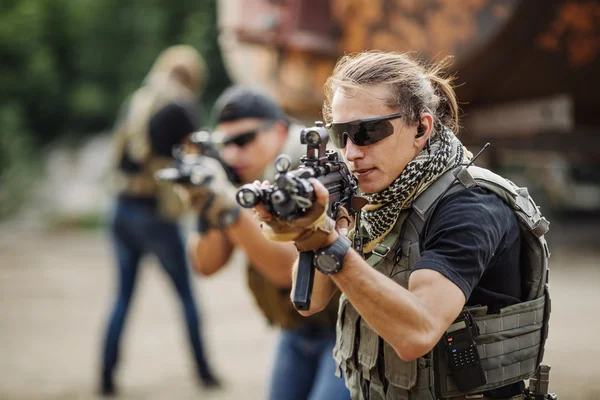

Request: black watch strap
left=218, top=207, right=241, bottom=228
left=328, top=234, right=352, bottom=256
left=314, top=234, right=352, bottom=275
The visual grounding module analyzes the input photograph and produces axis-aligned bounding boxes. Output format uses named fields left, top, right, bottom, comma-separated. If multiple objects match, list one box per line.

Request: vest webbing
left=247, top=265, right=339, bottom=330
left=334, top=166, right=552, bottom=400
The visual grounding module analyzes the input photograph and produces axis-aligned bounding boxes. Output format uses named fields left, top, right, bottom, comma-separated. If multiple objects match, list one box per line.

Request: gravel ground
left=0, top=223, right=598, bottom=399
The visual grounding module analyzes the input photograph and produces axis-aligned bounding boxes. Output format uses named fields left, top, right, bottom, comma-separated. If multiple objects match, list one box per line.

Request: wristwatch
left=313, top=235, right=352, bottom=275
left=218, top=207, right=241, bottom=228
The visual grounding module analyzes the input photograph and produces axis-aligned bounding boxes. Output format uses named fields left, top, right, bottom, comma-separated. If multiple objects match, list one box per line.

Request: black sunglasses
left=221, top=130, right=259, bottom=147
left=326, top=112, right=403, bottom=148
left=219, top=121, right=274, bottom=148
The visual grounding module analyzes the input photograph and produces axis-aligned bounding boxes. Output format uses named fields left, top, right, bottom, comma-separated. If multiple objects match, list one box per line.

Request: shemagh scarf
left=360, top=125, right=472, bottom=253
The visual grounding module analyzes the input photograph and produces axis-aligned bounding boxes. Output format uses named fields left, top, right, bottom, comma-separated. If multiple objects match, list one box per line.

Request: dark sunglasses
left=326, top=112, right=403, bottom=148
left=219, top=121, right=274, bottom=148
left=221, top=130, right=259, bottom=147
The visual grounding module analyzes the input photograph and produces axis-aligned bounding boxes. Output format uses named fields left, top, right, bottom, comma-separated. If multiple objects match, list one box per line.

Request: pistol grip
left=292, top=251, right=315, bottom=311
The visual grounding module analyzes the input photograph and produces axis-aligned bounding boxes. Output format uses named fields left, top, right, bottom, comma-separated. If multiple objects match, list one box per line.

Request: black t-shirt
left=413, top=186, right=522, bottom=312
left=412, top=186, right=524, bottom=397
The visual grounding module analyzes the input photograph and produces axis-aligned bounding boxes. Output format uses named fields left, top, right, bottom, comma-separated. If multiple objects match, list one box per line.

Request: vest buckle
left=372, top=244, right=390, bottom=257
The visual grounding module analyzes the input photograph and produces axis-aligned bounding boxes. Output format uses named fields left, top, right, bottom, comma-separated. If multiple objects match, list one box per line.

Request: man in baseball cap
left=176, top=85, right=351, bottom=400
left=210, top=85, right=291, bottom=183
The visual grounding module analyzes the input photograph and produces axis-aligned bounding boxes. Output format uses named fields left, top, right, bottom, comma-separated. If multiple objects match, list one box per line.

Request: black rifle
left=155, top=130, right=238, bottom=186
left=236, top=122, right=361, bottom=310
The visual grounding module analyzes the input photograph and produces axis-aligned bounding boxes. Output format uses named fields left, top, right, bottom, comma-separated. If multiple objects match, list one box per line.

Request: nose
left=344, top=139, right=363, bottom=162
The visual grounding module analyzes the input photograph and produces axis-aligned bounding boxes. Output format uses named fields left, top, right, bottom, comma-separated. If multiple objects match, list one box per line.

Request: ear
left=414, top=113, right=433, bottom=149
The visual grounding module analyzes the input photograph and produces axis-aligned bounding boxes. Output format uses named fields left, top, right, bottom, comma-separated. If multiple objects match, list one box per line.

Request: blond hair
left=146, top=45, right=208, bottom=94
left=323, top=51, right=460, bottom=135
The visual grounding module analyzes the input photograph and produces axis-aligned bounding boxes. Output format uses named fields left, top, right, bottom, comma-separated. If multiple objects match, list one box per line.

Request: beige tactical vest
left=334, top=166, right=552, bottom=400
left=112, top=79, right=195, bottom=220
left=248, top=266, right=340, bottom=330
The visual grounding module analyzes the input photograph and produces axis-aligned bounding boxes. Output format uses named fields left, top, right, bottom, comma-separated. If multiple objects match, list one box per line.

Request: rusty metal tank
left=217, top=0, right=600, bottom=212
left=217, top=0, right=599, bottom=135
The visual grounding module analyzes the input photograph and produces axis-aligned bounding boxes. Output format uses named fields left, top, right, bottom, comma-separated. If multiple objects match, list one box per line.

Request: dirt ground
left=0, top=221, right=598, bottom=400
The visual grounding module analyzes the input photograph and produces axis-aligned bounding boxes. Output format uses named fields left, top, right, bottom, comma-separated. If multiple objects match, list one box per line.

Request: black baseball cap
left=212, top=85, right=288, bottom=125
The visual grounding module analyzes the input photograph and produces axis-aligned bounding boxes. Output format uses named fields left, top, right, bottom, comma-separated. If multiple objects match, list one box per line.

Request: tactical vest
left=112, top=86, right=189, bottom=220
left=247, top=264, right=340, bottom=331
left=334, top=165, right=551, bottom=400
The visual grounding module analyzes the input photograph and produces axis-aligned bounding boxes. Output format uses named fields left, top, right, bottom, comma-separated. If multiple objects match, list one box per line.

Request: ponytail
left=427, top=58, right=460, bottom=134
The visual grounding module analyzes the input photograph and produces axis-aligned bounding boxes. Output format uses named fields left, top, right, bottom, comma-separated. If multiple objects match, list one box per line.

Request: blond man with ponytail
left=258, top=51, right=552, bottom=399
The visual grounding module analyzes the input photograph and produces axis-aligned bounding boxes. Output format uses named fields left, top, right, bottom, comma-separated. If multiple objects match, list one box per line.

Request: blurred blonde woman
left=101, top=45, right=220, bottom=396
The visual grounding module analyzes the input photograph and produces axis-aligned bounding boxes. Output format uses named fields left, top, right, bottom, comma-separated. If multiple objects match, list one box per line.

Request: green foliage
left=0, top=103, right=40, bottom=218
left=0, top=0, right=230, bottom=146
left=0, top=0, right=230, bottom=216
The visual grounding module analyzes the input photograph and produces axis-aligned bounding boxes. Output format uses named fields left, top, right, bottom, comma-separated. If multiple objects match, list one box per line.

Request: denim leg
left=102, top=213, right=143, bottom=374
left=148, top=222, right=212, bottom=377
left=267, top=330, right=316, bottom=400
left=308, top=332, right=351, bottom=400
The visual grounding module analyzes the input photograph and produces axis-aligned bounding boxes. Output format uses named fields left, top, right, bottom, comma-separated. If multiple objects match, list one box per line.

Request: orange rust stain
left=279, top=51, right=311, bottom=93
left=277, top=50, right=331, bottom=115
left=340, top=20, right=369, bottom=52
left=425, top=1, right=486, bottom=57
left=226, top=0, right=529, bottom=116
left=371, top=31, right=402, bottom=52
left=537, top=1, right=600, bottom=66
left=333, top=0, right=514, bottom=61
left=388, top=12, right=429, bottom=51
left=491, top=3, right=510, bottom=19
left=312, top=58, right=336, bottom=93
left=394, top=0, right=421, bottom=13
left=331, top=0, right=383, bottom=25
left=537, top=34, right=560, bottom=52
left=332, top=0, right=384, bottom=52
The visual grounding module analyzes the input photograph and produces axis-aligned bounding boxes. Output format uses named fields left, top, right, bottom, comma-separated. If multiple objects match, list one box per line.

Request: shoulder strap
left=410, top=167, right=463, bottom=239
left=464, top=166, right=549, bottom=238
left=412, top=169, right=457, bottom=221
left=365, top=212, right=409, bottom=268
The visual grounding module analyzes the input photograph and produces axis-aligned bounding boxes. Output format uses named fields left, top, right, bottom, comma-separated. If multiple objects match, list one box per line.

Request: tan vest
left=248, top=265, right=340, bottom=330
left=112, top=84, right=192, bottom=220
left=334, top=166, right=552, bottom=400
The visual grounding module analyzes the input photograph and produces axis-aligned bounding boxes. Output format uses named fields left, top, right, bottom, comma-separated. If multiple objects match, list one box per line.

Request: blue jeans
left=268, top=324, right=350, bottom=400
left=101, top=197, right=212, bottom=379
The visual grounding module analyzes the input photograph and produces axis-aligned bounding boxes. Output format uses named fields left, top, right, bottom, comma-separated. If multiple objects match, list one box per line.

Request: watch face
left=219, top=208, right=240, bottom=228
left=221, top=212, right=235, bottom=225
left=316, top=253, right=339, bottom=274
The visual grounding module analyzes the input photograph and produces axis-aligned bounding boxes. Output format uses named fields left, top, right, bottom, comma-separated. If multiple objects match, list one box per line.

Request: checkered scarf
left=360, top=125, right=472, bottom=251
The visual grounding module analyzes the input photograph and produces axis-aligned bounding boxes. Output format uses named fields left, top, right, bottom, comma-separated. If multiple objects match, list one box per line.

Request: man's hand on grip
left=256, top=178, right=347, bottom=252
left=174, top=157, right=239, bottom=228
